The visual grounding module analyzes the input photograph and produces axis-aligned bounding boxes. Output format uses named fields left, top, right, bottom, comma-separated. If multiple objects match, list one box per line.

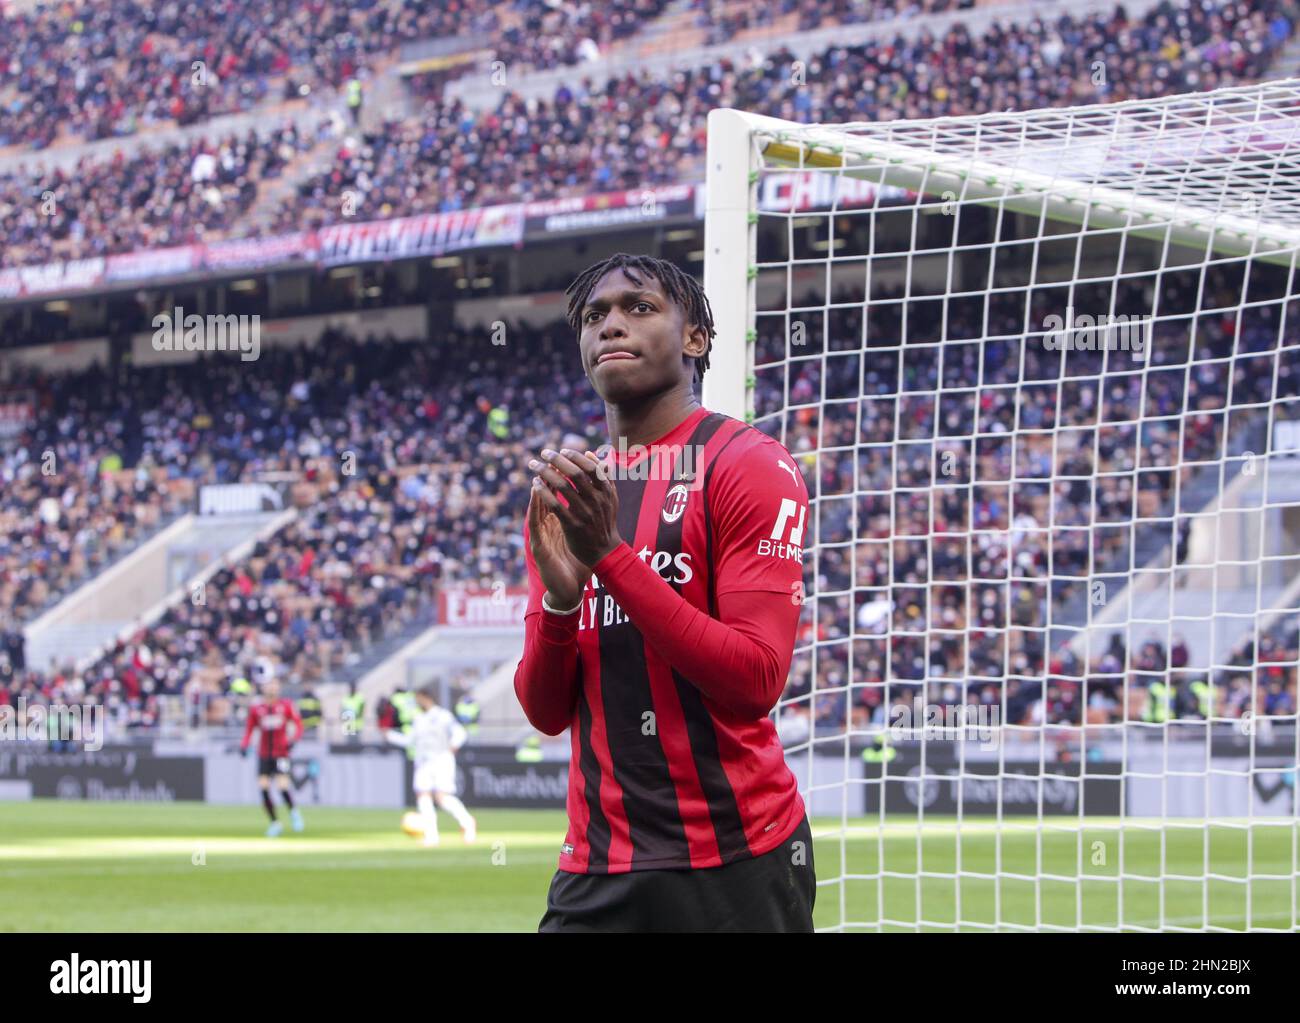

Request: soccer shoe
left=422, top=833, right=440, bottom=848
left=290, top=808, right=304, bottom=832
left=265, top=821, right=283, bottom=838
left=462, top=819, right=477, bottom=844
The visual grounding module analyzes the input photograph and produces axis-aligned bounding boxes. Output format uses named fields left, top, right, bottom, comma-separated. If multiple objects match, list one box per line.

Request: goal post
left=704, top=81, right=1300, bottom=932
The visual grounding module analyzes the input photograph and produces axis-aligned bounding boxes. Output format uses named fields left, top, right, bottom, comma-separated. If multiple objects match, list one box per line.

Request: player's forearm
left=513, top=609, right=580, bottom=735
left=593, top=543, right=795, bottom=718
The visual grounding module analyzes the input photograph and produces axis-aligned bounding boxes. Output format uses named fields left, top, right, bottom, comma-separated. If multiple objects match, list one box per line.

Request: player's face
left=264, top=681, right=280, bottom=701
left=578, top=269, right=706, bottom=403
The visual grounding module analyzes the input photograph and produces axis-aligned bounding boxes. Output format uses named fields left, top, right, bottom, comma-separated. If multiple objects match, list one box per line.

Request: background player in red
left=240, top=678, right=305, bottom=837
left=514, top=253, right=816, bottom=932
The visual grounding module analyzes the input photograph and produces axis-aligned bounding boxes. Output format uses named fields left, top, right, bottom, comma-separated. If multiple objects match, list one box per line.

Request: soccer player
left=385, top=685, right=477, bottom=847
left=240, top=678, right=304, bottom=837
left=513, top=253, right=816, bottom=932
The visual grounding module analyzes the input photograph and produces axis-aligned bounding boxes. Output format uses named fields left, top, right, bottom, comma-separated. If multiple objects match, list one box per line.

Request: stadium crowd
left=767, top=265, right=1299, bottom=737
left=369, top=0, right=1300, bottom=217
left=0, top=321, right=604, bottom=730
left=488, top=0, right=676, bottom=72
left=1, top=349, right=203, bottom=626
left=1, top=282, right=1294, bottom=736
left=0, top=121, right=324, bottom=271
left=2, top=0, right=1296, bottom=270
left=0, top=0, right=1296, bottom=741
left=0, top=0, right=682, bottom=149
left=689, top=0, right=972, bottom=45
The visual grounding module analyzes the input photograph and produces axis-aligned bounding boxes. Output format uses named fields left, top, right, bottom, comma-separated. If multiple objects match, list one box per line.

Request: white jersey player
left=386, top=687, right=477, bottom=846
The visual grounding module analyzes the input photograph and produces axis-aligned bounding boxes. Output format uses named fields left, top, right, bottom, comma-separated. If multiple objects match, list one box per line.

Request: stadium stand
left=2, top=278, right=1295, bottom=735
left=0, top=322, right=603, bottom=723
left=0, top=0, right=675, bottom=149
left=0, top=0, right=1296, bottom=743
left=1, top=0, right=1294, bottom=271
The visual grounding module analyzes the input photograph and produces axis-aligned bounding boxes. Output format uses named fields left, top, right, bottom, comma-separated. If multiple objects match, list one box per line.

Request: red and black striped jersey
left=241, top=698, right=302, bottom=758
left=515, top=406, right=809, bottom=874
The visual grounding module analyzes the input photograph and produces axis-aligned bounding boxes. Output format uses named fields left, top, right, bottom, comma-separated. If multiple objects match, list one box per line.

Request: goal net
left=703, top=79, right=1300, bottom=932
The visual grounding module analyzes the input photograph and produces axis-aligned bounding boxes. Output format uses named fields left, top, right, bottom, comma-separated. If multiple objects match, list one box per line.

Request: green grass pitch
left=0, top=801, right=1294, bottom=931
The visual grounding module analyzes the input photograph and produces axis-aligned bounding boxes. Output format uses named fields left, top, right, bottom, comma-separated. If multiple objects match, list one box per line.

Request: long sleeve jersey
left=514, top=407, right=809, bottom=874
left=241, top=697, right=303, bottom=758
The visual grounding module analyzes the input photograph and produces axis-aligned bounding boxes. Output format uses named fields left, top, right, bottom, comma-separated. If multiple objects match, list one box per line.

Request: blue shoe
left=266, top=820, right=283, bottom=838
left=290, top=808, right=304, bottom=833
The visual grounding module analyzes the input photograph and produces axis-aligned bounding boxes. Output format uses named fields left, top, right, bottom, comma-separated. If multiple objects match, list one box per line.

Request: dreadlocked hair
left=564, top=253, right=715, bottom=385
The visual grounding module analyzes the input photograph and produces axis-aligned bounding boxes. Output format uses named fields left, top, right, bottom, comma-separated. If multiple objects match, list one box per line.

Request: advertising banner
left=438, top=586, right=529, bottom=627
left=447, top=747, right=568, bottom=809
left=860, top=746, right=1124, bottom=816
left=0, top=746, right=205, bottom=801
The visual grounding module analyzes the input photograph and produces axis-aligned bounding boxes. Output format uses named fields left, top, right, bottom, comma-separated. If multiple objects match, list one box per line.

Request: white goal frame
left=703, top=81, right=1300, bottom=933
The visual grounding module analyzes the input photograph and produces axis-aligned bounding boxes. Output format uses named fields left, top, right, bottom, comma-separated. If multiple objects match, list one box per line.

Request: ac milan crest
left=662, top=483, right=689, bottom=523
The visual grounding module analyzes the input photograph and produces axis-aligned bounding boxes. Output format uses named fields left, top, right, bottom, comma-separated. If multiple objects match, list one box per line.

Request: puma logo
left=777, top=460, right=798, bottom=485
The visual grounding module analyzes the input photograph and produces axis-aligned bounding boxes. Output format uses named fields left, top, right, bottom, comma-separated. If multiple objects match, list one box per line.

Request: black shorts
left=258, top=756, right=291, bottom=777
left=539, top=816, right=816, bottom=933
